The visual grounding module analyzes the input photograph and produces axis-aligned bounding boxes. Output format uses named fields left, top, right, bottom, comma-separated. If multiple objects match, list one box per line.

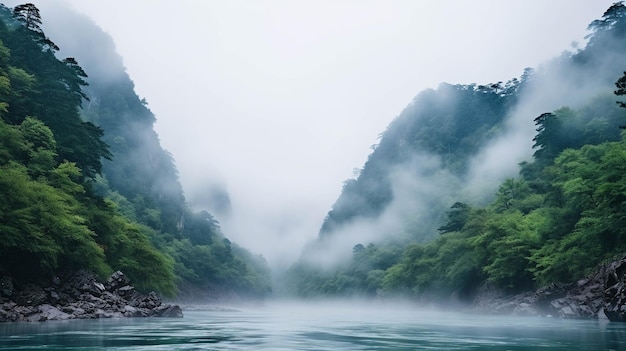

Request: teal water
left=1, top=302, right=626, bottom=350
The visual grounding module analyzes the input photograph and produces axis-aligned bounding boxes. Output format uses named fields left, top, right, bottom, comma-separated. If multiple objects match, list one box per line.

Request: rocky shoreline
left=0, top=270, right=182, bottom=322
left=5, top=256, right=626, bottom=323
left=470, top=255, right=626, bottom=321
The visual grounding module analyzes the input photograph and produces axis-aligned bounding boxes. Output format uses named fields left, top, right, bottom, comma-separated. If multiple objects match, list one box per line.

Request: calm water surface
left=1, top=302, right=626, bottom=350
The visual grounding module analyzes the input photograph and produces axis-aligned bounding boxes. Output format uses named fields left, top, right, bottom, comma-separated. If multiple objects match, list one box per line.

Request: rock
left=70, top=270, right=107, bottom=297
left=533, top=283, right=569, bottom=310
left=603, top=256, right=626, bottom=321
left=0, top=270, right=183, bottom=322
left=116, top=285, right=135, bottom=298
left=51, top=276, right=61, bottom=287
left=469, top=281, right=507, bottom=313
left=94, top=309, right=113, bottom=319
left=123, top=305, right=145, bottom=317
left=469, top=255, right=626, bottom=321
left=92, top=282, right=106, bottom=295
left=512, top=302, right=539, bottom=316
left=61, top=305, right=84, bottom=316
left=130, top=291, right=161, bottom=310
left=48, top=289, right=59, bottom=301
left=13, top=284, right=46, bottom=306
left=560, top=305, right=575, bottom=317
left=598, top=308, right=609, bottom=319
left=38, top=304, right=71, bottom=321
left=106, top=271, right=130, bottom=291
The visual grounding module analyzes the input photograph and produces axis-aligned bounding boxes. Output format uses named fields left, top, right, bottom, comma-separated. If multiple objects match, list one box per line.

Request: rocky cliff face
left=0, top=270, right=182, bottom=322
left=471, top=256, right=626, bottom=321
left=602, top=257, right=626, bottom=321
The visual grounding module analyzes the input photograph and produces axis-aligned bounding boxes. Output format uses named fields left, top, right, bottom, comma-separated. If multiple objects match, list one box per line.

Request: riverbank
left=0, top=270, right=182, bottom=322
left=4, top=255, right=626, bottom=323
left=470, top=255, right=626, bottom=321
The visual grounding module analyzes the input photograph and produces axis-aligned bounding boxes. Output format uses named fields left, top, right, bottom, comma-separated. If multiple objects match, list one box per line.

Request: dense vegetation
left=287, top=2, right=626, bottom=301
left=318, top=79, right=524, bottom=239
left=0, top=3, right=270, bottom=298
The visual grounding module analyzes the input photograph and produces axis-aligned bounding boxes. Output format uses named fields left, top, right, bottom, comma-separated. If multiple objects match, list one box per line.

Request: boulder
left=116, top=285, right=135, bottom=299
left=106, top=271, right=130, bottom=291
left=130, top=291, right=161, bottom=310
left=37, top=304, right=71, bottom=321
left=123, top=305, right=146, bottom=317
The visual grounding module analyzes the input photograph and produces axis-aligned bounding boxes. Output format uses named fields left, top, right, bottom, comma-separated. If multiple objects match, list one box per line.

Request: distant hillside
left=286, top=2, right=626, bottom=299
left=0, top=3, right=270, bottom=299
left=319, top=79, right=523, bottom=241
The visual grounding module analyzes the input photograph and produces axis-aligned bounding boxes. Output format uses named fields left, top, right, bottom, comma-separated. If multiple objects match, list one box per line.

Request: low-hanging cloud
left=302, top=23, right=626, bottom=269
left=15, top=0, right=617, bottom=274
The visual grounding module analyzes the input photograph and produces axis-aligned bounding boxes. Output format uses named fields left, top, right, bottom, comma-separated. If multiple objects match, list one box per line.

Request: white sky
left=8, top=0, right=616, bottom=268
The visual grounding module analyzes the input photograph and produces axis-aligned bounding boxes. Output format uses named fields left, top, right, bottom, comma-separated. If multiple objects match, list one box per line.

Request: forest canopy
left=287, top=1, right=626, bottom=301
left=0, top=3, right=270, bottom=298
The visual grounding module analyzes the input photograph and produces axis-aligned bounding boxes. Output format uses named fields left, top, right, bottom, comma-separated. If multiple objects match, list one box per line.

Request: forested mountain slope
left=287, top=2, right=626, bottom=299
left=0, top=3, right=270, bottom=298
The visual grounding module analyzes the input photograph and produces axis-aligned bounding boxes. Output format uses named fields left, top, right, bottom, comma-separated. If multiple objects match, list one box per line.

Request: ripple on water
left=1, top=306, right=626, bottom=350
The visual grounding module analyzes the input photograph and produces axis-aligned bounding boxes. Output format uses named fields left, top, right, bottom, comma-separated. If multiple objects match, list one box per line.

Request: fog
left=7, top=0, right=615, bottom=270
left=301, top=9, right=626, bottom=266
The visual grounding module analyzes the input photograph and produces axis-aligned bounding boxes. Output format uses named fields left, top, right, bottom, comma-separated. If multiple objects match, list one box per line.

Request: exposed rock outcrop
left=603, top=256, right=626, bottom=321
left=0, top=270, right=183, bottom=322
left=471, top=255, right=626, bottom=321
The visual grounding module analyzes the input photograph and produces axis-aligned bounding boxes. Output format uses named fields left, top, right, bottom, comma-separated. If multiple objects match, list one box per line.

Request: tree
left=532, top=108, right=588, bottom=165
left=12, top=3, right=58, bottom=52
left=493, top=179, right=532, bottom=213
left=19, top=116, right=57, bottom=177
left=532, top=112, right=559, bottom=162
left=352, top=243, right=365, bottom=255
left=12, top=3, right=42, bottom=33
left=615, top=71, right=626, bottom=130
left=587, top=1, right=626, bottom=35
left=438, top=202, right=470, bottom=234
left=616, top=71, right=626, bottom=108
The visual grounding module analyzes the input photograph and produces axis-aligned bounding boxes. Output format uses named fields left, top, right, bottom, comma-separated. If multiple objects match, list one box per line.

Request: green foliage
left=0, top=115, right=23, bottom=163
left=438, top=202, right=470, bottom=234
left=112, top=224, right=177, bottom=296
left=616, top=71, right=626, bottom=110
left=0, top=161, right=110, bottom=280
left=290, top=1, right=626, bottom=300
left=166, top=239, right=271, bottom=297
left=12, top=4, right=43, bottom=33
left=0, top=3, right=271, bottom=299
left=20, top=116, right=57, bottom=177
left=469, top=211, right=538, bottom=290
left=319, top=80, right=521, bottom=239
left=0, top=5, right=110, bottom=179
left=375, top=101, right=626, bottom=298
left=377, top=104, right=626, bottom=298
left=286, top=243, right=403, bottom=297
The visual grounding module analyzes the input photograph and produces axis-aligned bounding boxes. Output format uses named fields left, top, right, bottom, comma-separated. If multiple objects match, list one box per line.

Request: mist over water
left=1, top=302, right=625, bottom=350
left=0, top=3, right=624, bottom=350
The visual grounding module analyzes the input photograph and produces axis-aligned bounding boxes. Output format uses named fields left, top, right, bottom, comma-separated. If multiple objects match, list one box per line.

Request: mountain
left=0, top=3, right=270, bottom=299
left=286, top=2, right=626, bottom=299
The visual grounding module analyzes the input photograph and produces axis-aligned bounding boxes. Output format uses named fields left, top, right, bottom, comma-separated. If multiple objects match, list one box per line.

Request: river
left=1, top=301, right=625, bottom=350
